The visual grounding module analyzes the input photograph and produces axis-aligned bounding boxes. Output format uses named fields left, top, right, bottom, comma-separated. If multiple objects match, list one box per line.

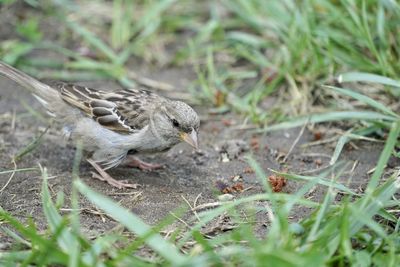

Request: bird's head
left=152, top=100, right=200, bottom=149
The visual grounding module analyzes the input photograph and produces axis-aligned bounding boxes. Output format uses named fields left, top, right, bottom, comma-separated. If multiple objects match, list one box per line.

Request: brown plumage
left=0, top=61, right=200, bottom=188
left=59, top=83, right=163, bottom=133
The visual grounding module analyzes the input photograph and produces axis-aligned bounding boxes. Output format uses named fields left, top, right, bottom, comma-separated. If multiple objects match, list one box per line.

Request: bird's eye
left=172, top=119, right=180, bottom=128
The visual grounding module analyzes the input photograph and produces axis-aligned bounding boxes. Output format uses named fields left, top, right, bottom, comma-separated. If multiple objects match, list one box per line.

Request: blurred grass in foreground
left=2, top=76, right=400, bottom=265
left=0, top=121, right=399, bottom=265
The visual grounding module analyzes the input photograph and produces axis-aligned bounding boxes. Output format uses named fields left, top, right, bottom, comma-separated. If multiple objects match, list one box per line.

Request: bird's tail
left=0, top=61, right=61, bottom=107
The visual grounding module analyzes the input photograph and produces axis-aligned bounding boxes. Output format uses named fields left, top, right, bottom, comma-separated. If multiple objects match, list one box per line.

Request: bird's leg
left=87, top=159, right=138, bottom=189
left=123, top=155, right=164, bottom=171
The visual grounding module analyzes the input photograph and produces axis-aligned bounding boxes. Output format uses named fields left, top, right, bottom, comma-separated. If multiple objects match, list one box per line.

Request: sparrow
left=0, top=61, right=200, bottom=188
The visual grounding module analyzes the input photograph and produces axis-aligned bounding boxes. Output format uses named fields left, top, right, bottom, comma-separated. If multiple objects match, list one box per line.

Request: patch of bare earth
left=0, top=3, right=398, bottom=250
left=1, top=66, right=395, bottom=248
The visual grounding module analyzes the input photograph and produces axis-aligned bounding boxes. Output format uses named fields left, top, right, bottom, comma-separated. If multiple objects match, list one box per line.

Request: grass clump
left=2, top=1, right=400, bottom=122
left=1, top=122, right=399, bottom=266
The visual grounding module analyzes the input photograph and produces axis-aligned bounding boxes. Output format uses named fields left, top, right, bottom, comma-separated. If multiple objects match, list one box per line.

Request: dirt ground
left=0, top=65, right=392, bottom=242
left=0, top=3, right=396, bottom=247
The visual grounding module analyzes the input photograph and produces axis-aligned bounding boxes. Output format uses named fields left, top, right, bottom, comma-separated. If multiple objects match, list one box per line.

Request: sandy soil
left=0, top=3, right=395, bottom=247
left=0, top=68, right=390, bottom=241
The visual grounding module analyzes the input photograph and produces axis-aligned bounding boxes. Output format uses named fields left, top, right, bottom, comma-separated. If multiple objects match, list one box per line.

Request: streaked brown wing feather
left=58, top=83, right=162, bottom=133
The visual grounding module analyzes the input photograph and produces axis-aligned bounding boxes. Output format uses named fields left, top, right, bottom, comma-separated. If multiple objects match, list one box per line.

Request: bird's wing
left=58, top=83, right=163, bottom=133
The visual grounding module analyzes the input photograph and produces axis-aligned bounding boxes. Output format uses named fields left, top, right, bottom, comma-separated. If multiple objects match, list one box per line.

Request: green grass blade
left=20, top=99, right=48, bottom=123
left=366, top=121, right=400, bottom=192
left=130, top=0, right=176, bottom=38
left=305, top=184, right=335, bottom=245
left=13, top=128, right=48, bottom=161
left=41, top=166, right=77, bottom=254
left=117, top=0, right=177, bottom=64
left=82, top=236, right=118, bottom=266
left=330, top=133, right=350, bottom=166
left=227, top=31, right=267, bottom=48
left=74, top=179, right=187, bottom=266
left=0, top=226, right=31, bottom=247
left=326, top=153, right=400, bottom=254
left=330, top=129, right=383, bottom=165
left=261, top=111, right=396, bottom=132
left=111, top=0, right=133, bottom=50
left=350, top=176, right=399, bottom=237
left=0, top=209, right=69, bottom=265
left=272, top=170, right=356, bottom=195
left=65, top=20, right=118, bottom=61
left=324, top=85, right=399, bottom=117
left=179, top=192, right=319, bottom=248
left=338, top=72, right=400, bottom=87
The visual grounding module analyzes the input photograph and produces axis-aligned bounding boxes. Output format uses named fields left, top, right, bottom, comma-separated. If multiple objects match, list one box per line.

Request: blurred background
left=1, top=0, right=399, bottom=125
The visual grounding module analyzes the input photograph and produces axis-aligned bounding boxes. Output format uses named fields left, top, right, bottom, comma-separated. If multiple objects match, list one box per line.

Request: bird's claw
left=91, top=172, right=139, bottom=189
left=124, top=156, right=164, bottom=171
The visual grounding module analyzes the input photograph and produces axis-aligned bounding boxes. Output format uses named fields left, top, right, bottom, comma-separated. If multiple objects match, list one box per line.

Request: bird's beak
left=180, top=128, right=198, bottom=150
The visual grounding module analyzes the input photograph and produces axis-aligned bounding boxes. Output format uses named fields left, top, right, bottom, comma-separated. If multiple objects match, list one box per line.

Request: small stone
left=221, top=153, right=230, bottom=162
left=218, top=194, right=234, bottom=202
left=218, top=139, right=249, bottom=160
left=232, top=175, right=242, bottom=182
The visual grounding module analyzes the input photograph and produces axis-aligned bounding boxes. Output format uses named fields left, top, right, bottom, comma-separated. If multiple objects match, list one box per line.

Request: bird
left=0, top=61, right=200, bottom=189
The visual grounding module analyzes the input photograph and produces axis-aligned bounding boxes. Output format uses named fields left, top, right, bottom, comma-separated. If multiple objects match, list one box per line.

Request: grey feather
left=0, top=60, right=200, bottom=170
left=0, top=61, right=80, bottom=122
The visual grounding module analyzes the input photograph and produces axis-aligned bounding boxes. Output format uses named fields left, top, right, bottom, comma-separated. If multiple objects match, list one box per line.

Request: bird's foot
left=87, top=159, right=138, bottom=189
left=124, top=156, right=164, bottom=171
left=90, top=172, right=138, bottom=189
